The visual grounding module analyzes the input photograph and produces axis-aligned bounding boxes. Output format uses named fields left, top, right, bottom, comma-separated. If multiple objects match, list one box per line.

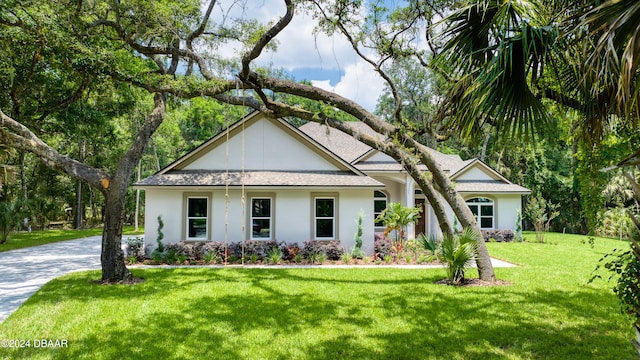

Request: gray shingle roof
left=299, top=121, right=466, bottom=172
left=135, top=170, right=384, bottom=188
left=299, top=122, right=376, bottom=163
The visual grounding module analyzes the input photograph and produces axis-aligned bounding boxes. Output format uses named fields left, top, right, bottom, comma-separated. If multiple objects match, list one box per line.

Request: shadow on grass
left=2, top=268, right=635, bottom=359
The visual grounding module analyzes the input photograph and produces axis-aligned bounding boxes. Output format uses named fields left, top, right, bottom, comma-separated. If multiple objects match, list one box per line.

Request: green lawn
left=0, top=226, right=144, bottom=252
left=0, top=232, right=637, bottom=359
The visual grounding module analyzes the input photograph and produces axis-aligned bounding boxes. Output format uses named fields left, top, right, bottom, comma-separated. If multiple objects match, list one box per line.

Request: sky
left=212, top=1, right=388, bottom=112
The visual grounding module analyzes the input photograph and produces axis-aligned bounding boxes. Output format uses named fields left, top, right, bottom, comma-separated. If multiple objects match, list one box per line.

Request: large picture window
left=374, top=190, right=387, bottom=227
left=251, top=197, right=272, bottom=240
left=187, top=197, right=208, bottom=240
left=315, top=197, right=335, bottom=239
left=466, top=197, right=494, bottom=229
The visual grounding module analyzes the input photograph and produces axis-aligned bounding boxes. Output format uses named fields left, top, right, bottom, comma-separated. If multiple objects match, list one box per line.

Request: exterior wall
left=422, top=193, right=523, bottom=237
left=184, top=118, right=338, bottom=171
left=144, top=189, right=185, bottom=249
left=492, top=194, right=522, bottom=230
left=455, top=166, right=498, bottom=181
left=453, top=193, right=522, bottom=233
left=364, top=151, right=396, bottom=162
left=143, top=187, right=376, bottom=254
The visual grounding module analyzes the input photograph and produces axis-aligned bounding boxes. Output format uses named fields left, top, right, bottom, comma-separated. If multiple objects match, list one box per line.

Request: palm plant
left=375, top=202, right=422, bottom=247
left=439, top=228, right=481, bottom=285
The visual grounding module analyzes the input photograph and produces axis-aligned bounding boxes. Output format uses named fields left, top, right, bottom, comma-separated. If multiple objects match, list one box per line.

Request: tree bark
left=238, top=74, right=497, bottom=280
left=74, top=139, right=85, bottom=229
left=134, top=159, right=141, bottom=231
left=99, top=92, right=166, bottom=282
left=408, top=136, right=495, bottom=281
left=0, top=92, right=166, bottom=282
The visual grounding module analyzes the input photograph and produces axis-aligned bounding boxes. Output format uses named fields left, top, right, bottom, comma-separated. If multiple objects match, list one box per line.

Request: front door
left=415, top=198, right=426, bottom=236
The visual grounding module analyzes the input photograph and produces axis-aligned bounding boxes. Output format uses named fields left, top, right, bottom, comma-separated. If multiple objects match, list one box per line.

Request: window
left=466, top=197, right=494, bottom=229
left=374, top=190, right=387, bottom=227
left=315, top=197, right=335, bottom=239
left=186, top=197, right=208, bottom=240
left=251, top=197, right=272, bottom=240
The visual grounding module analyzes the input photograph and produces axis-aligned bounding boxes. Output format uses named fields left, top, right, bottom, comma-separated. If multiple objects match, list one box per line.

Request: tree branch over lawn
left=0, top=109, right=111, bottom=190
left=231, top=0, right=495, bottom=280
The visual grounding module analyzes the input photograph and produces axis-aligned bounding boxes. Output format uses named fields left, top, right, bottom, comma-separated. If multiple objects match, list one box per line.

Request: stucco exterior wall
left=184, top=118, right=338, bottom=171
left=455, top=166, right=497, bottom=181
left=143, top=187, right=376, bottom=254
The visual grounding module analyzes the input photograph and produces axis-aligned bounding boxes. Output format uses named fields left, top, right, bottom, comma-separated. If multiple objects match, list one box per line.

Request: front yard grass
left=0, top=226, right=143, bottom=253
left=0, top=232, right=637, bottom=359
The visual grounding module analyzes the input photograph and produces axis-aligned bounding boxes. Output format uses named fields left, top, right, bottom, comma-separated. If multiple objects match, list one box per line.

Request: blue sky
left=213, top=1, right=388, bottom=112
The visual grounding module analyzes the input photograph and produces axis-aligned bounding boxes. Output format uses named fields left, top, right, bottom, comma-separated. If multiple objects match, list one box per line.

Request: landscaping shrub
left=301, top=240, right=326, bottom=259
left=300, top=240, right=344, bottom=260
left=245, top=240, right=282, bottom=259
left=440, top=228, right=479, bottom=284
left=374, top=234, right=393, bottom=259
left=481, top=229, right=515, bottom=242
left=125, top=236, right=145, bottom=261
left=226, top=242, right=244, bottom=260
left=267, top=247, right=283, bottom=264
left=200, top=241, right=226, bottom=259
left=283, top=243, right=300, bottom=260
left=323, top=241, right=344, bottom=260
left=164, top=242, right=189, bottom=257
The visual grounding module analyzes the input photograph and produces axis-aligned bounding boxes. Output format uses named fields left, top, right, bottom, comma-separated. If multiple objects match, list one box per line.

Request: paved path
left=0, top=236, right=102, bottom=323
left=0, top=237, right=516, bottom=324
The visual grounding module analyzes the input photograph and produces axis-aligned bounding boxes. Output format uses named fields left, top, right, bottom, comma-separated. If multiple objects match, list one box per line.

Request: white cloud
left=209, top=1, right=385, bottom=112
left=312, top=60, right=386, bottom=112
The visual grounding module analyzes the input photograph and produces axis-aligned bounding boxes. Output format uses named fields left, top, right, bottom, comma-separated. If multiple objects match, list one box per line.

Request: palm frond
left=582, top=0, right=640, bottom=117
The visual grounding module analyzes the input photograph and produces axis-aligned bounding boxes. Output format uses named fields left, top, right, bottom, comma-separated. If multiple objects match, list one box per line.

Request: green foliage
left=593, top=247, right=640, bottom=327
left=202, top=251, right=216, bottom=264
left=164, top=248, right=178, bottom=265
left=515, top=210, right=524, bottom=242
left=352, top=210, right=366, bottom=259
left=439, top=228, right=480, bottom=284
left=419, top=233, right=440, bottom=254
left=525, top=195, right=560, bottom=243
left=156, top=215, right=165, bottom=253
left=340, top=252, right=352, bottom=264
left=375, top=202, right=422, bottom=244
left=0, top=198, right=22, bottom=244
left=267, top=247, right=283, bottom=264
left=177, top=253, right=188, bottom=264
left=125, top=236, right=145, bottom=261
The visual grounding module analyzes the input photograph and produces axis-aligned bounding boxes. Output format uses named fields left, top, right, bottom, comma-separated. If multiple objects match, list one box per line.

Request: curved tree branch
left=0, top=108, right=111, bottom=191
left=239, top=0, right=294, bottom=80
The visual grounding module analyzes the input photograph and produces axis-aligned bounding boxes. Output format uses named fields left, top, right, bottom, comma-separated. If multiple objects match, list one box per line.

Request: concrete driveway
left=0, top=236, right=102, bottom=323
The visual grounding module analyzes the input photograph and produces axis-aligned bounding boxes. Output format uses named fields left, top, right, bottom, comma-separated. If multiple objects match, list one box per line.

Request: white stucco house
left=135, top=111, right=530, bottom=254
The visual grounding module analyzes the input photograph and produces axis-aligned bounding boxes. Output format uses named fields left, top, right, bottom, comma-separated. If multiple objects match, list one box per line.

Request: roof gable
left=451, top=159, right=511, bottom=183
left=159, top=112, right=362, bottom=175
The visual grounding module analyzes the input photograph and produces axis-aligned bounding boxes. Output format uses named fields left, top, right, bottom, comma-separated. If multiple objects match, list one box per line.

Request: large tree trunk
left=0, top=93, right=166, bottom=282
left=100, top=181, right=131, bottom=282
left=235, top=75, right=496, bottom=280
left=99, top=92, right=166, bottom=282
left=413, top=141, right=495, bottom=281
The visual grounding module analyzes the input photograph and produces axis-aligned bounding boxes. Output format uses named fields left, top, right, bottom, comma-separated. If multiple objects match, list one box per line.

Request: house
left=135, top=111, right=530, bottom=254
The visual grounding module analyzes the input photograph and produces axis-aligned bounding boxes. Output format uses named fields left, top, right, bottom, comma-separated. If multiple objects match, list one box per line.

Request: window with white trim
left=374, top=190, right=387, bottom=227
left=314, top=197, right=335, bottom=239
left=466, top=197, right=494, bottom=229
left=251, top=197, right=272, bottom=240
left=186, top=197, right=208, bottom=240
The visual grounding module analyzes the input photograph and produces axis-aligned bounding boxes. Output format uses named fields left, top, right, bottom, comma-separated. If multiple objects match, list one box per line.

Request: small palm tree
left=440, top=228, right=480, bottom=285
left=375, top=202, right=422, bottom=246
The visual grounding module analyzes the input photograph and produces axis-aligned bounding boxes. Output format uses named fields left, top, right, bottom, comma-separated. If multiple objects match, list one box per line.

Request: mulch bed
left=435, top=278, right=513, bottom=287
